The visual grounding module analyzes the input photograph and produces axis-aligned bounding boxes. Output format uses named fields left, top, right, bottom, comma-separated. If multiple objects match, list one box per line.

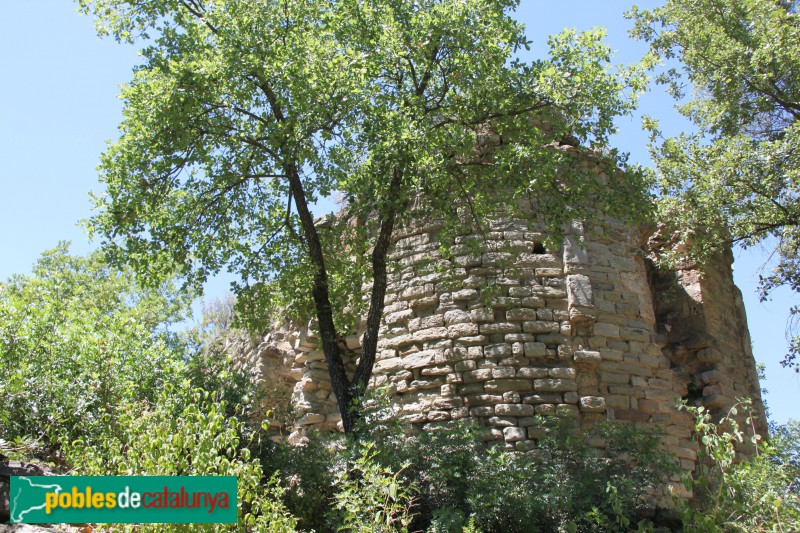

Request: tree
left=82, top=0, right=651, bottom=434
left=0, top=244, right=191, bottom=452
left=628, top=0, right=800, bottom=370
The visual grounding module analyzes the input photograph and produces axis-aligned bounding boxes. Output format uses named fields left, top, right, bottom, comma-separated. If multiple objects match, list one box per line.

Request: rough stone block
left=573, top=350, right=602, bottom=365
left=534, top=378, right=577, bottom=392
left=409, top=378, right=445, bottom=391
left=535, top=267, right=562, bottom=277
left=485, top=379, right=534, bottom=392
left=488, top=416, right=518, bottom=427
left=453, top=289, right=479, bottom=300
left=549, top=367, right=576, bottom=379
left=480, top=322, right=521, bottom=334
left=508, top=286, right=533, bottom=297
left=521, top=296, right=546, bottom=308
left=484, top=343, right=512, bottom=358
left=606, top=395, right=630, bottom=409
left=593, top=322, right=620, bottom=338
left=374, top=357, right=403, bottom=374
left=401, top=284, right=435, bottom=301
left=470, top=308, right=495, bottom=322
left=619, top=327, right=651, bottom=342
left=465, top=394, right=504, bottom=407
left=454, top=360, right=476, bottom=372
left=566, top=274, right=593, bottom=308
left=535, top=404, right=556, bottom=415
left=564, top=235, right=589, bottom=265
left=517, top=367, right=549, bottom=379
left=523, top=342, right=547, bottom=357
left=599, top=349, right=624, bottom=361
left=463, top=368, right=493, bottom=383
left=522, top=321, right=560, bottom=334
left=413, top=327, right=449, bottom=342
left=386, top=309, right=414, bottom=325
left=296, top=413, right=326, bottom=426
left=523, top=392, right=563, bottom=405
left=502, top=391, right=521, bottom=403
left=495, top=403, right=535, bottom=416
left=448, top=323, right=480, bottom=337
left=444, top=309, right=471, bottom=324
left=427, top=410, right=450, bottom=421
left=503, top=427, right=527, bottom=442
left=402, top=350, right=437, bottom=369
left=421, top=365, right=454, bottom=376
left=506, top=308, right=538, bottom=321
left=492, top=366, right=517, bottom=379
left=563, top=391, right=579, bottom=404
left=579, top=396, right=606, bottom=412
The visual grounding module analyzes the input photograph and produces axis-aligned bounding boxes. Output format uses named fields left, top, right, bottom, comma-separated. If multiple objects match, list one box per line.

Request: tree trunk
left=351, top=169, right=405, bottom=402
left=285, top=163, right=354, bottom=431
left=285, top=162, right=405, bottom=435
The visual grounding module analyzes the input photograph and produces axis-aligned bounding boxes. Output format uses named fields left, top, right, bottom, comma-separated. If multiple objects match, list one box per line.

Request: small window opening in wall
left=532, top=241, right=546, bottom=254
left=683, top=379, right=703, bottom=404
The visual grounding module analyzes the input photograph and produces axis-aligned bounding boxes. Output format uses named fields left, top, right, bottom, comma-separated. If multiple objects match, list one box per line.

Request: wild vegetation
left=3, top=0, right=800, bottom=531
left=2, top=249, right=799, bottom=531
left=78, top=0, right=651, bottom=432
left=629, top=0, right=800, bottom=371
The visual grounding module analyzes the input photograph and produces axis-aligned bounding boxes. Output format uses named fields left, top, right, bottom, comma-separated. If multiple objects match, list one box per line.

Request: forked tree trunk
left=286, top=162, right=405, bottom=436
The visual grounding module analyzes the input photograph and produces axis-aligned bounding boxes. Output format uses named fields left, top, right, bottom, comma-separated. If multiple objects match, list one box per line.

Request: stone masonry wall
left=238, top=212, right=765, bottom=473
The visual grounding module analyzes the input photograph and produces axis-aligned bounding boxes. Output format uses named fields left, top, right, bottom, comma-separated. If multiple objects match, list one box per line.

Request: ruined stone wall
left=239, top=211, right=765, bottom=471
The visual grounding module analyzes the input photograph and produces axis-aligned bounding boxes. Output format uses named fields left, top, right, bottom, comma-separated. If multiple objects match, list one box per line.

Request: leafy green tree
left=629, top=0, right=800, bottom=370
left=0, top=244, right=191, bottom=454
left=81, top=0, right=650, bottom=433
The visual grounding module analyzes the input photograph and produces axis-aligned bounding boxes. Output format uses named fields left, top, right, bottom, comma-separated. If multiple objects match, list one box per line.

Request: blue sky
left=1, top=0, right=797, bottom=425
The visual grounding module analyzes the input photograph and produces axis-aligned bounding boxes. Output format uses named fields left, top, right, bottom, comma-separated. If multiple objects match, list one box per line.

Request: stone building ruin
left=234, top=168, right=766, bottom=475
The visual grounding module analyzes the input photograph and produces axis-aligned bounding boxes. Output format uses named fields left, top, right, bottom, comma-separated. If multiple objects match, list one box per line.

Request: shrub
left=319, top=404, right=675, bottom=533
left=256, top=433, right=339, bottom=531
left=0, top=245, right=191, bottom=455
left=531, top=418, right=676, bottom=531
left=677, top=400, right=800, bottom=532
left=329, top=441, right=416, bottom=533
left=66, top=385, right=298, bottom=532
left=183, top=296, right=259, bottom=422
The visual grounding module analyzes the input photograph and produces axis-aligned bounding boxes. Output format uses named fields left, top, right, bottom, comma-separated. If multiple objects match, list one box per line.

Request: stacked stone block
left=244, top=214, right=764, bottom=471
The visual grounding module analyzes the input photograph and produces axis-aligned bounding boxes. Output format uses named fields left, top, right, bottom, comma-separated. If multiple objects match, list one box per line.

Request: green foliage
left=628, top=0, right=800, bottom=370
left=0, top=243, right=191, bottom=455
left=427, top=508, right=476, bottom=533
left=78, top=0, right=653, bottom=433
left=330, top=442, right=416, bottom=533
left=460, top=419, right=674, bottom=533
left=676, top=400, right=800, bottom=532
left=256, top=434, right=339, bottom=532
left=183, top=295, right=258, bottom=420
left=66, top=385, right=298, bottom=532
left=278, top=408, right=674, bottom=533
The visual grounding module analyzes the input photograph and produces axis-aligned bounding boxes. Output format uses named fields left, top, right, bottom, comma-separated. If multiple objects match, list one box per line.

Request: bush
left=256, top=433, right=340, bottom=531
left=677, top=400, right=800, bottom=532
left=271, top=404, right=675, bottom=533
left=460, top=418, right=674, bottom=533
left=66, top=384, right=298, bottom=532
left=0, top=245, right=191, bottom=456
left=532, top=418, right=675, bottom=531
left=329, top=441, right=416, bottom=532
left=183, top=295, right=259, bottom=422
